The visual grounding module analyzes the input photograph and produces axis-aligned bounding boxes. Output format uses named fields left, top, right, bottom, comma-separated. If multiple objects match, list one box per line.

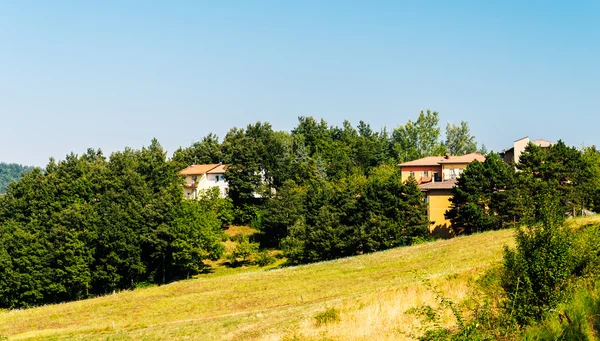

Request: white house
left=179, top=164, right=229, bottom=199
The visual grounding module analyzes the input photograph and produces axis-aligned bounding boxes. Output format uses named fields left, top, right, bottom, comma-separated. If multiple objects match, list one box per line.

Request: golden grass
left=5, top=217, right=597, bottom=340
left=0, top=227, right=518, bottom=341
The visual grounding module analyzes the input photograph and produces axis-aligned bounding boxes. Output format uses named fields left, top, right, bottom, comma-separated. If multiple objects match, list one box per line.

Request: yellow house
left=399, top=153, right=486, bottom=237
left=419, top=179, right=457, bottom=237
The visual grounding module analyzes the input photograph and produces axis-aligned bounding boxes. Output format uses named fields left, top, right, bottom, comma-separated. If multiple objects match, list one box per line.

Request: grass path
left=1, top=229, right=516, bottom=340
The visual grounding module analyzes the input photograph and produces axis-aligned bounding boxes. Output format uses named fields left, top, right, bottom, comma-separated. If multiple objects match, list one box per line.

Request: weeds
left=314, top=307, right=340, bottom=326
left=405, top=277, right=515, bottom=341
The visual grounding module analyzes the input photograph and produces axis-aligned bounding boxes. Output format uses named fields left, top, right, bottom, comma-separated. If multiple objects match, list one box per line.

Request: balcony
left=184, top=182, right=199, bottom=188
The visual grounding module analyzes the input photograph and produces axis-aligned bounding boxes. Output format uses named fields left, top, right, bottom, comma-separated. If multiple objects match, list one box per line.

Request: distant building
left=179, top=164, right=229, bottom=199
left=398, top=153, right=485, bottom=184
left=398, top=153, right=486, bottom=236
left=499, top=137, right=554, bottom=164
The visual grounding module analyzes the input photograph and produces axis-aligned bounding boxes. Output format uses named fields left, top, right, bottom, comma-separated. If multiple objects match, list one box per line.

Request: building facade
left=399, top=153, right=486, bottom=236
left=179, top=164, right=229, bottom=199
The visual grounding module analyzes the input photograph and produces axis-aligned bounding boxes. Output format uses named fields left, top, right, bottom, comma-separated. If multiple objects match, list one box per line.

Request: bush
left=314, top=307, right=340, bottom=326
left=521, top=278, right=600, bottom=340
left=502, top=199, right=574, bottom=325
left=230, top=235, right=259, bottom=263
left=256, top=250, right=276, bottom=267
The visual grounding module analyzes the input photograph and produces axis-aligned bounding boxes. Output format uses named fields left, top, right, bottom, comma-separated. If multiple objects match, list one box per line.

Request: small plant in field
left=134, top=281, right=155, bottom=289
left=314, top=307, right=340, bottom=326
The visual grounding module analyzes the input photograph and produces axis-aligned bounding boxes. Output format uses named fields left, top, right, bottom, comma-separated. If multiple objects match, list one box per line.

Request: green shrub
left=229, top=233, right=245, bottom=243
left=314, top=307, right=340, bottom=326
left=134, top=281, right=155, bottom=289
left=502, top=222, right=574, bottom=324
left=231, top=236, right=259, bottom=263
left=521, top=279, right=600, bottom=340
left=570, top=223, right=600, bottom=277
left=256, top=250, right=276, bottom=267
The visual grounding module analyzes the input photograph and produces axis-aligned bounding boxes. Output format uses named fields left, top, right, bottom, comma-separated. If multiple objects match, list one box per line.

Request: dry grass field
left=0, top=227, right=519, bottom=340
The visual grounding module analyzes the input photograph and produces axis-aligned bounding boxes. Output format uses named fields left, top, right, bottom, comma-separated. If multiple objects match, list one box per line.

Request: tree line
left=0, top=110, right=485, bottom=308
left=0, top=141, right=227, bottom=308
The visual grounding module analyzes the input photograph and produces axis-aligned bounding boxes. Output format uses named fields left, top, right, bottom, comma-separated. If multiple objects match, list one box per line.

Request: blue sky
left=1, top=1, right=598, bottom=166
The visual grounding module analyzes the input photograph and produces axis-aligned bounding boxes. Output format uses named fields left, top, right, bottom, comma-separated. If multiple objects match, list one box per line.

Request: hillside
left=0, top=228, right=516, bottom=341
left=0, top=162, right=33, bottom=194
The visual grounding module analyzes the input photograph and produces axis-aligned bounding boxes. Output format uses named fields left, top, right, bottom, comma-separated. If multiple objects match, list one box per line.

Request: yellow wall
left=400, top=166, right=442, bottom=183
left=426, top=189, right=453, bottom=237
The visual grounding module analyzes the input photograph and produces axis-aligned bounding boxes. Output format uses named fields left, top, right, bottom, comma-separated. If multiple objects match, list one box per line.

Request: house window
left=410, top=171, right=415, bottom=178
left=424, top=171, right=429, bottom=177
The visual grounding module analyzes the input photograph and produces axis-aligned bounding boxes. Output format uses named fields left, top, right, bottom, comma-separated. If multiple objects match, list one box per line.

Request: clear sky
left=1, top=1, right=599, bottom=167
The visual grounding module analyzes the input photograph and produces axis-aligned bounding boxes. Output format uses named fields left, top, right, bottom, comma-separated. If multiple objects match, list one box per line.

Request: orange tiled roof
left=399, top=153, right=485, bottom=167
left=398, top=156, right=446, bottom=167
left=178, top=164, right=221, bottom=175
left=206, top=164, right=229, bottom=174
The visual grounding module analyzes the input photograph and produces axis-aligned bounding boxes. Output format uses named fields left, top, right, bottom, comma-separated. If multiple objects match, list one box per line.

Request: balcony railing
left=184, top=182, right=198, bottom=188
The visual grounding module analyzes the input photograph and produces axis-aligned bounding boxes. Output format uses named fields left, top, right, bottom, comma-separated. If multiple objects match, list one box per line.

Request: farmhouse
left=179, top=164, right=229, bottom=199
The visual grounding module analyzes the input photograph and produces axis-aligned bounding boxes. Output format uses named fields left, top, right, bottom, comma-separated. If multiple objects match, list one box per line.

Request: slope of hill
left=0, top=162, right=34, bottom=194
left=0, top=229, right=515, bottom=340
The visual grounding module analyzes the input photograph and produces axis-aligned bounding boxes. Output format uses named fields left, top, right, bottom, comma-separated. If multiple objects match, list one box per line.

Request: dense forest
left=1, top=110, right=599, bottom=311
left=0, top=162, right=33, bottom=194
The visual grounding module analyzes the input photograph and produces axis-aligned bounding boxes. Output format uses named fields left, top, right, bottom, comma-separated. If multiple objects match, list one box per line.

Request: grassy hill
left=1, top=228, right=516, bottom=340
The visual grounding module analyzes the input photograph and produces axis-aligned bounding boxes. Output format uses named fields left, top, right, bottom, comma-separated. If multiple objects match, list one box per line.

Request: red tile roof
left=206, top=164, right=229, bottom=174
left=399, top=153, right=485, bottom=167
left=398, top=156, right=446, bottom=167
left=178, top=164, right=221, bottom=175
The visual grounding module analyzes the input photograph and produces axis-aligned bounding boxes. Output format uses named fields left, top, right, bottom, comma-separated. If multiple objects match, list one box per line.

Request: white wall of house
left=513, top=137, right=530, bottom=164
left=183, top=173, right=229, bottom=199
left=206, top=172, right=229, bottom=197
left=183, top=174, right=209, bottom=199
